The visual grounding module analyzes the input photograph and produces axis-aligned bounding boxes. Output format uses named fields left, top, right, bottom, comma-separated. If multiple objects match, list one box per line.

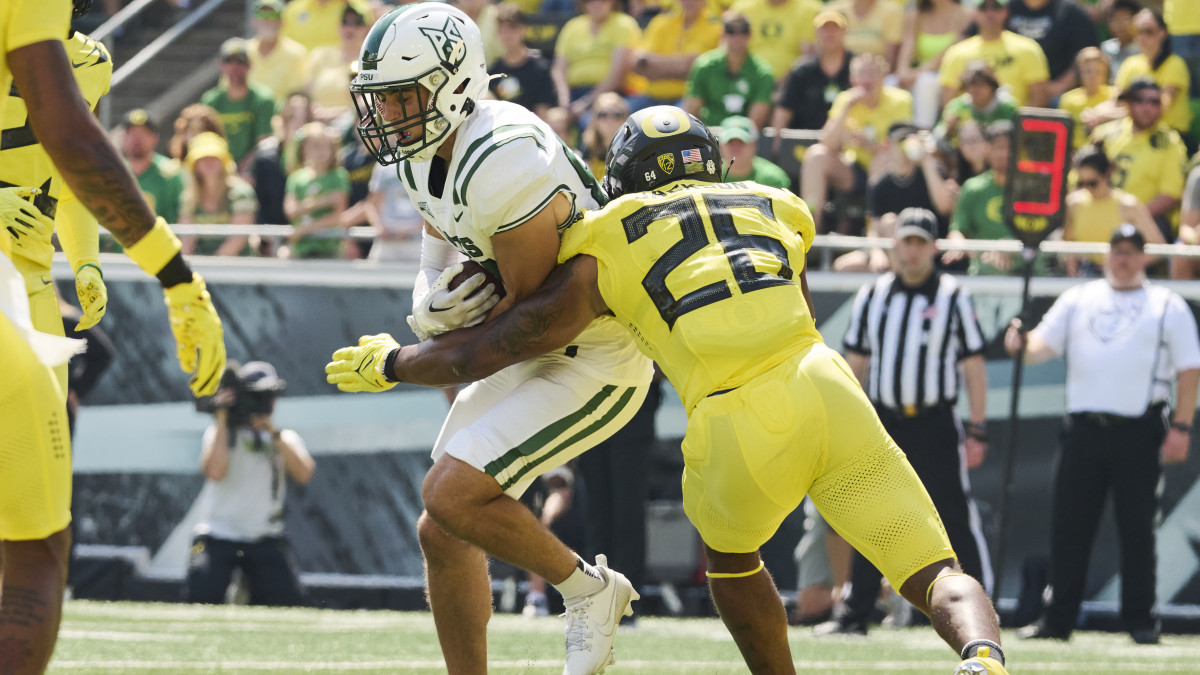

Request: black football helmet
left=602, top=106, right=722, bottom=200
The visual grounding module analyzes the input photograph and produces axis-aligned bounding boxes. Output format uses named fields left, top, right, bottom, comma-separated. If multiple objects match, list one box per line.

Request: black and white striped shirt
left=844, top=271, right=986, bottom=413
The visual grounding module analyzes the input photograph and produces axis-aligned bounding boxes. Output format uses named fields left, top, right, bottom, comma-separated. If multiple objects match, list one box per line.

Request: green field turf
left=48, top=601, right=1198, bottom=674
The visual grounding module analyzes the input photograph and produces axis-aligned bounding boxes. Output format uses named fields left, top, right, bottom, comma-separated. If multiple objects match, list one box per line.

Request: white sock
left=553, top=558, right=605, bottom=602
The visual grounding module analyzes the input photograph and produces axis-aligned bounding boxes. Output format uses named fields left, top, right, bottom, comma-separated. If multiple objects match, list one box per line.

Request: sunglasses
left=1136, top=26, right=1160, bottom=35
left=1078, top=178, right=1102, bottom=189
left=1132, top=96, right=1162, bottom=105
left=595, top=110, right=625, bottom=120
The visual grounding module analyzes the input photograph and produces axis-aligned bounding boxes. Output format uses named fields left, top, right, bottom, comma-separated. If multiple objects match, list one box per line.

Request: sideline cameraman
left=187, top=361, right=315, bottom=606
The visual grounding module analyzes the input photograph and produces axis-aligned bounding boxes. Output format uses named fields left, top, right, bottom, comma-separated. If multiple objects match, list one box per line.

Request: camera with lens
left=195, top=360, right=286, bottom=425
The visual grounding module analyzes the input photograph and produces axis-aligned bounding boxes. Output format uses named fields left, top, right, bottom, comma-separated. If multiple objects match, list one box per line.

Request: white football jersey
left=397, top=100, right=649, bottom=384
left=398, top=100, right=606, bottom=265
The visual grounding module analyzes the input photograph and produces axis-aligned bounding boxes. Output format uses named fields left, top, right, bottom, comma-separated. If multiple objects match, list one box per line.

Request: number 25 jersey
left=560, top=180, right=823, bottom=413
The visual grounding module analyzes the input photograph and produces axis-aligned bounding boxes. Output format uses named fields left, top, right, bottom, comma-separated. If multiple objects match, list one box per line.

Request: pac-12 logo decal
left=657, top=153, right=675, bottom=174
left=420, top=17, right=464, bottom=64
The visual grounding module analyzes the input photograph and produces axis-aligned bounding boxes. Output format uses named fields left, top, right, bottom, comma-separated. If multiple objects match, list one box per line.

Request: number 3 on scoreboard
left=1013, top=118, right=1069, bottom=216
left=620, top=193, right=795, bottom=328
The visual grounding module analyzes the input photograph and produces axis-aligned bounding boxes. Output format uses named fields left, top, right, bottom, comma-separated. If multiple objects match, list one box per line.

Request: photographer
left=187, top=361, right=315, bottom=606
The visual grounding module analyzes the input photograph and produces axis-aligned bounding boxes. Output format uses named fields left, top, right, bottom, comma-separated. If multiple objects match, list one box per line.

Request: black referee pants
left=1042, top=409, right=1166, bottom=635
left=841, top=405, right=985, bottom=627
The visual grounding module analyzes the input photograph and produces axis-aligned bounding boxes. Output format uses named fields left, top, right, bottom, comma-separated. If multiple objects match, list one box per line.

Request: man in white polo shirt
left=1005, top=224, right=1200, bottom=645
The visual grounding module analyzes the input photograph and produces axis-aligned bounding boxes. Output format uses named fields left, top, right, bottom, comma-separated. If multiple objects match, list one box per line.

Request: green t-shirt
left=685, top=48, right=775, bottom=127
left=200, top=84, right=277, bottom=163
left=137, top=154, right=185, bottom=224
left=951, top=171, right=1047, bottom=276
left=190, top=176, right=259, bottom=256
left=728, top=157, right=791, bottom=190
left=286, top=166, right=351, bottom=259
left=936, top=93, right=1018, bottom=145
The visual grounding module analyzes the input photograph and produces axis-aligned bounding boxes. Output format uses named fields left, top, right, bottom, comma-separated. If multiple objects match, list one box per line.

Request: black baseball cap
left=122, top=108, right=158, bottom=133
left=1110, top=223, right=1145, bottom=250
left=1118, top=76, right=1162, bottom=102
left=895, top=207, right=938, bottom=241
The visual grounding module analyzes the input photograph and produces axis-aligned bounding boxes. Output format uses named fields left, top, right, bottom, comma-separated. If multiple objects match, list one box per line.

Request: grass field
left=48, top=601, right=1198, bottom=674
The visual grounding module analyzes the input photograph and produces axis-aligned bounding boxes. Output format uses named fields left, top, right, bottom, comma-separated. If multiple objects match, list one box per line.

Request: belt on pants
left=1071, top=403, right=1166, bottom=427
left=876, top=402, right=951, bottom=421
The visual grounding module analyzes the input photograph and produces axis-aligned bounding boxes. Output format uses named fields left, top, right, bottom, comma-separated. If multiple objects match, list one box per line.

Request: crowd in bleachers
left=101, top=0, right=1200, bottom=278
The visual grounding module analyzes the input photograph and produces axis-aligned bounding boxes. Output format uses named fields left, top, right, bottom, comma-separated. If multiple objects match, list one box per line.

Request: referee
left=817, top=208, right=992, bottom=636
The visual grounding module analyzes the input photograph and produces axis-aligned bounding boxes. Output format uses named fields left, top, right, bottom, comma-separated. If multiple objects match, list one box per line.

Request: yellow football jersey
left=0, top=0, right=71, bottom=163
left=0, top=30, right=111, bottom=269
left=559, top=179, right=822, bottom=413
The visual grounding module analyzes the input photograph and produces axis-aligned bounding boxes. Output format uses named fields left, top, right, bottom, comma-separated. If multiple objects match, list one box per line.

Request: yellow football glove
left=163, top=273, right=227, bottom=397
left=325, top=333, right=401, bottom=393
left=0, top=187, right=53, bottom=258
left=73, top=263, right=107, bottom=330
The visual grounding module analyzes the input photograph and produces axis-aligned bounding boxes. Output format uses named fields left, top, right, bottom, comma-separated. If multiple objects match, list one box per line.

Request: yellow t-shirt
left=555, top=13, right=642, bottom=89
left=1, top=30, right=111, bottom=270
left=828, top=86, right=913, bottom=169
left=281, top=0, right=370, bottom=52
left=1165, top=0, right=1200, bottom=35
left=640, top=10, right=723, bottom=101
left=248, top=36, right=311, bottom=106
left=1114, top=53, right=1193, bottom=135
left=308, top=46, right=355, bottom=111
left=559, top=179, right=821, bottom=413
left=1067, top=188, right=1124, bottom=263
left=1091, top=118, right=1188, bottom=226
left=729, top=0, right=822, bottom=80
left=1058, top=84, right=1115, bottom=150
left=939, top=31, right=1050, bottom=107
left=0, top=0, right=70, bottom=134
left=827, top=0, right=904, bottom=58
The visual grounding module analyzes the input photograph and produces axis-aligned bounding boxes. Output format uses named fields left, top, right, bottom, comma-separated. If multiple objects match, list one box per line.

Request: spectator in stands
left=835, top=123, right=955, bottom=273
left=951, top=119, right=991, bottom=184
left=341, top=126, right=377, bottom=259
left=1063, top=144, right=1164, bottom=277
left=827, top=0, right=904, bottom=71
left=119, top=109, right=185, bottom=228
left=249, top=93, right=314, bottom=232
left=552, top=0, right=641, bottom=120
left=1004, top=0, right=1100, bottom=101
left=771, top=10, right=853, bottom=135
left=168, top=103, right=226, bottom=164
left=629, top=0, right=722, bottom=109
left=247, top=0, right=311, bottom=108
left=935, top=61, right=1018, bottom=149
left=489, top=4, right=560, bottom=119
left=308, top=5, right=371, bottom=123
left=800, top=54, right=914, bottom=234
left=1091, top=78, right=1189, bottom=242
left=683, top=14, right=775, bottom=128
left=282, top=0, right=372, bottom=52
left=939, top=0, right=1050, bottom=108
left=339, top=161, right=425, bottom=263
left=283, top=122, right=352, bottom=259
left=718, top=115, right=790, bottom=189
left=1007, top=225, right=1200, bottom=646
left=728, top=0, right=822, bottom=82
left=893, top=0, right=971, bottom=129
left=1176, top=162, right=1200, bottom=278
left=1165, top=0, right=1200, bottom=106
left=179, top=133, right=258, bottom=257
left=188, top=361, right=315, bottom=607
left=579, top=92, right=631, bottom=179
left=1060, top=47, right=1118, bottom=150
left=1115, top=8, right=1193, bottom=140
left=944, top=120, right=1042, bottom=275
left=201, top=38, right=277, bottom=166
left=455, top=0, right=503, bottom=66
left=1102, top=0, right=1142, bottom=78
left=543, top=106, right=576, bottom=145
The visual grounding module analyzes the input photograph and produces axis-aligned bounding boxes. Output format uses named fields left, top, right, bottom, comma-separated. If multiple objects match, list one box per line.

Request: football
left=450, top=260, right=506, bottom=300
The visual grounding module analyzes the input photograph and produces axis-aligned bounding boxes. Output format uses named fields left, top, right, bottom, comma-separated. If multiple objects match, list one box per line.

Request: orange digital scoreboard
left=1003, top=109, right=1075, bottom=248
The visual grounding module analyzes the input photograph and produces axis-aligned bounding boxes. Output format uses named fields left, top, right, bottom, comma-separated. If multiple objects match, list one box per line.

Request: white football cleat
left=561, top=554, right=638, bottom=675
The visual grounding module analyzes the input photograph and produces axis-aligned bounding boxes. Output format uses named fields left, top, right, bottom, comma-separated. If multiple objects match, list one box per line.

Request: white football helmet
left=351, top=3, right=489, bottom=164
